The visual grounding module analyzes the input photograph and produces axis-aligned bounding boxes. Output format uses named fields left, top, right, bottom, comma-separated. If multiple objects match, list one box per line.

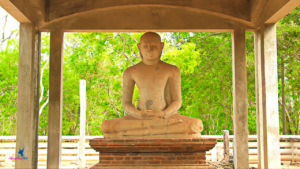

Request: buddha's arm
left=122, top=69, right=141, bottom=118
left=163, top=66, right=182, bottom=118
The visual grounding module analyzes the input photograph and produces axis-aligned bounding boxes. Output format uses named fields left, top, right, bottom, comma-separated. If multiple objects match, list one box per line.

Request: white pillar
left=254, top=23, right=281, bottom=168
left=16, top=23, right=40, bottom=169
left=79, top=80, right=86, bottom=168
left=232, top=27, right=249, bottom=168
left=264, top=23, right=281, bottom=168
left=47, top=29, right=64, bottom=168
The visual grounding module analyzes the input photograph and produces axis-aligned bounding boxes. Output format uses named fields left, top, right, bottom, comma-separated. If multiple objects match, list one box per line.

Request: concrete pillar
left=223, top=130, right=229, bottom=161
left=254, top=28, right=266, bottom=169
left=257, top=24, right=281, bottom=168
left=232, top=28, right=249, bottom=168
left=16, top=23, right=40, bottom=169
left=47, top=29, right=64, bottom=168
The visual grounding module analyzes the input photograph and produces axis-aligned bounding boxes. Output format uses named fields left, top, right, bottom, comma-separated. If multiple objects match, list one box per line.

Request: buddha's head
left=138, top=32, right=164, bottom=65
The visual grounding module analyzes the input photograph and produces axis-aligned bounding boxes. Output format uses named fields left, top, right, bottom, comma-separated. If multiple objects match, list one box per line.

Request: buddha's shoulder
left=160, top=61, right=180, bottom=71
left=123, top=62, right=142, bottom=75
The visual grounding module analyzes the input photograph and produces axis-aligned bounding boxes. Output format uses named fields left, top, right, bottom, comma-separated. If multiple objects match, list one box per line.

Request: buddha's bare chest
left=132, top=68, right=169, bottom=90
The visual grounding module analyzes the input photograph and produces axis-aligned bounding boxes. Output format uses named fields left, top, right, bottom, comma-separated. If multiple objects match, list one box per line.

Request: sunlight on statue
left=101, top=32, right=203, bottom=138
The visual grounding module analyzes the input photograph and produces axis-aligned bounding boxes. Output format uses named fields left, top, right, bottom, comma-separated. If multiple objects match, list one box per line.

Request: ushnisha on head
left=137, top=32, right=165, bottom=65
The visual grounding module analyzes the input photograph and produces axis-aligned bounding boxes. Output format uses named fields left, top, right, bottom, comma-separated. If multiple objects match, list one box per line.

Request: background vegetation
left=0, top=7, right=299, bottom=136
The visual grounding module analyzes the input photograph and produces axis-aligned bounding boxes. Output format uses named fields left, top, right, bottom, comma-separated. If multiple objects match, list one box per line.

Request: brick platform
left=89, top=138, right=217, bottom=168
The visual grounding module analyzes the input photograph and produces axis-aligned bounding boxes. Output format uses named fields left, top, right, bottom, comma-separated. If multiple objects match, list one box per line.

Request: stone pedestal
left=89, top=138, right=217, bottom=168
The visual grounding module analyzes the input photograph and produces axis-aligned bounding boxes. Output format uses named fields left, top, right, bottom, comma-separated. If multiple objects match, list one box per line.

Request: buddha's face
left=138, top=34, right=164, bottom=62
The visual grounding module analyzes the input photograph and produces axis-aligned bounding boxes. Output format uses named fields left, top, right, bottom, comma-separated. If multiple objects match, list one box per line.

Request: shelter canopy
left=0, top=0, right=299, bottom=32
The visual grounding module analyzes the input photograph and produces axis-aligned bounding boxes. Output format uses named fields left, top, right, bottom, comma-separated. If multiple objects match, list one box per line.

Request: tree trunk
left=281, top=54, right=287, bottom=135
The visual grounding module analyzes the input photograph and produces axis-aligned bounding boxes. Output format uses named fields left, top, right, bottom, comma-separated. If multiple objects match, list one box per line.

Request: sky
left=0, top=6, right=19, bottom=49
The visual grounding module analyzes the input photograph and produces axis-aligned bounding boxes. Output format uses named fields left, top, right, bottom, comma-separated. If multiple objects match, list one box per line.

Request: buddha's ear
left=161, top=42, right=165, bottom=50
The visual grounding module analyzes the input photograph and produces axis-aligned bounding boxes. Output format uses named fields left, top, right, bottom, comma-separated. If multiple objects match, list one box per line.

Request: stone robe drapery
left=101, top=113, right=203, bottom=138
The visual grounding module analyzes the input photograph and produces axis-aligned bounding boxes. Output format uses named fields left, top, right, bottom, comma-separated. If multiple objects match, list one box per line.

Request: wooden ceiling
left=0, top=0, right=299, bottom=31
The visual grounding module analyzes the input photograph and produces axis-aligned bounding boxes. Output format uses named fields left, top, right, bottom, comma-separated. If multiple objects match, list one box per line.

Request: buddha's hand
left=139, top=110, right=155, bottom=120
left=154, top=110, right=165, bottom=119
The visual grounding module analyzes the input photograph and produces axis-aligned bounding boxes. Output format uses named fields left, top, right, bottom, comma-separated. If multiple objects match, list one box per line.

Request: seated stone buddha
left=101, top=32, right=203, bottom=138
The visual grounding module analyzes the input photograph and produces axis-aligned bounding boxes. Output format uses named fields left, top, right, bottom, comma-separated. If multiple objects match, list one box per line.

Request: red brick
left=119, top=146, right=133, bottom=150
left=96, top=143, right=108, bottom=146
left=114, top=157, right=123, bottom=160
left=154, top=156, right=166, bottom=160
left=194, top=147, right=207, bottom=151
left=124, top=139, right=135, bottom=142
left=192, top=139, right=201, bottom=142
left=127, top=153, right=139, bottom=156
left=161, top=160, right=172, bottom=164
left=187, top=156, right=197, bottom=160
left=137, top=142, right=152, bottom=146
left=161, top=142, right=174, bottom=146
left=195, top=160, right=206, bottom=164
left=185, top=160, right=196, bottom=164
left=136, top=161, right=148, bottom=165
left=131, top=157, right=142, bottom=160
left=150, top=142, right=161, bottom=146
left=172, top=160, right=185, bottom=164
left=99, top=161, right=110, bottom=164
left=148, top=160, right=160, bottom=164
left=100, top=157, right=114, bottom=160
left=111, top=153, right=127, bottom=156
left=156, top=139, right=167, bottom=142
left=144, top=147, right=158, bottom=151
left=190, top=142, right=203, bottom=145
left=113, top=139, right=125, bottom=143
left=159, top=147, right=170, bottom=152
left=196, top=156, right=206, bottom=160
left=170, top=138, right=183, bottom=142
left=167, top=157, right=175, bottom=160
left=123, top=142, right=137, bottom=146
left=137, top=139, right=153, bottom=142
left=182, top=152, right=194, bottom=155
left=143, top=157, right=154, bottom=160
left=100, top=153, right=111, bottom=156
left=122, top=161, right=135, bottom=164
left=111, top=160, right=122, bottom=165
left=100, top=148, right=116, bottom=152
left=124, top=157, right=130, bottom=160
left=168, top=148, right=182, bottom=152
left=164, top=153, right=175, bottom=156
left=177, top=156, right=187, bottom=160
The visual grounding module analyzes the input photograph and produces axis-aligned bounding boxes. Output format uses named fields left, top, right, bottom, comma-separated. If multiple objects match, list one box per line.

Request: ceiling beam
left=0, top=0, right=46, bottom=27
left=0, top=0, right=30, bottom=23
left=250, top=0, right=269, bottom=27
left=265, top=0, right=300, bottom=23
left=40, top=6, right=255, bottom=32
left=48, top=0, right=251, bottom=24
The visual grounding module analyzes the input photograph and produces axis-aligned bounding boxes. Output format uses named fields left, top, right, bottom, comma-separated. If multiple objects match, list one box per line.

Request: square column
left=254, top=29, right=265, bottom=168
left=16, top=23, right=41, bottom=169
left=232, top=28, right=249, bottom=168
left=47, top=29, right=64, bottom=168
left=255, top=24, right=281, bottom=168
